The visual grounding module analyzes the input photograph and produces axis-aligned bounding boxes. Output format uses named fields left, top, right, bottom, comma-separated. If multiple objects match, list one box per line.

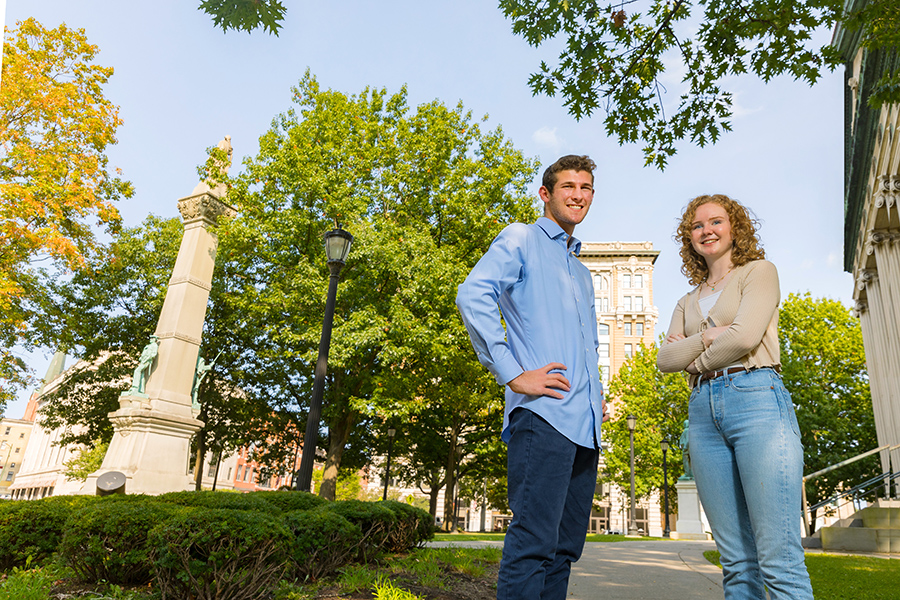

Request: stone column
left=672, top=480, right=709, bottom=540
left=870, top=233, right=900, bottom=489
left=86, top=177, right=236, bottom=496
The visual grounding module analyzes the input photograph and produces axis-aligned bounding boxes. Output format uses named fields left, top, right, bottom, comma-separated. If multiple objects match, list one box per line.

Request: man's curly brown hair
left=675, top=194, right=766, bottom=286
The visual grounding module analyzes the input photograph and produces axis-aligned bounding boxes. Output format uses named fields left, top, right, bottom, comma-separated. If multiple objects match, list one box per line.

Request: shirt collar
left=536, top=216, right=582, bottom=256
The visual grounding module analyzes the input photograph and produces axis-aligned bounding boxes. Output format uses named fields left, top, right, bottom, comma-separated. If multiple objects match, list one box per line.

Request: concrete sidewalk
left=429, top=539, right=724, bottom=599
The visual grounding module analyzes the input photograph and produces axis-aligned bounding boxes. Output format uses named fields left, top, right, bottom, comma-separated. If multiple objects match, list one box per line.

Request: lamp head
left=324, top=227, right=353, bottom=264
left=626, top=414, right=637, bottom=432
left=660, top=439, right=669, bottom=452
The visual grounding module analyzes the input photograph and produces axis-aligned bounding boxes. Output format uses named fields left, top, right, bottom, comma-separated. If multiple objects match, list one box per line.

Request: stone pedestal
left=86, top=173, right=236, bottom=495
left=672, top=479, right=711, bottom=540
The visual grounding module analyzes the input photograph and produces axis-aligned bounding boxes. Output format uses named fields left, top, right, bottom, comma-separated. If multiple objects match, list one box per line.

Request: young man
left=456, top=155, right=607, bottom=600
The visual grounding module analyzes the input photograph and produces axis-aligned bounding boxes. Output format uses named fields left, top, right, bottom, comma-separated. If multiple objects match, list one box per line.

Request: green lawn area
left=703, top=550, right=899, bottom=600
left=432, top=532, right=665, bottom=543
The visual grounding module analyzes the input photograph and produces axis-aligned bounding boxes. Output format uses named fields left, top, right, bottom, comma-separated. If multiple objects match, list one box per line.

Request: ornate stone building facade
left=835, top=4, right=900, bottom=493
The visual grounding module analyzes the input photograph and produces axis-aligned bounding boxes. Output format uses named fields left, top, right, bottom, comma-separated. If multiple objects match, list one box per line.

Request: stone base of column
left=83, top=400, right=204, bottom=496
left=671, top=479, right=712, bottom=540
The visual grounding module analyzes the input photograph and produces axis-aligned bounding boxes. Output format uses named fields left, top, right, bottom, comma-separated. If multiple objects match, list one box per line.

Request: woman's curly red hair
left=675, top=194, right=766, bottom=286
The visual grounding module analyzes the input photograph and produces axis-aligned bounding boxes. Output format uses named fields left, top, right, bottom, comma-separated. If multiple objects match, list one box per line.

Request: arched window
left=598, top=323, right=609, bottom=335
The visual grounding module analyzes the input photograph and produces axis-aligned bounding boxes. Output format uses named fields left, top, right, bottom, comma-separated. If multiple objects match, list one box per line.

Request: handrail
left=807, top=470, right=898, bottom=513
left=801, top=444, right=897, bottom=537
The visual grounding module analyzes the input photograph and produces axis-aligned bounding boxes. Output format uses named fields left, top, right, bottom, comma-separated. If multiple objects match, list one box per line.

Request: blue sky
left=5, top=1, right=853, bottom=418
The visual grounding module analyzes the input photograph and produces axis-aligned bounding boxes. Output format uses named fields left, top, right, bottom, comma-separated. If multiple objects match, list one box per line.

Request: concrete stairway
left=817, top=500, right=898, bottom=554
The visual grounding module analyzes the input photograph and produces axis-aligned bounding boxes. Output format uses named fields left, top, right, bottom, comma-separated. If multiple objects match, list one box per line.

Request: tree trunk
left=442, top=424, right=460, bottom=531
left=318, top=409, right=355, bottom=500
left=193, top=428, right=207, bottom=491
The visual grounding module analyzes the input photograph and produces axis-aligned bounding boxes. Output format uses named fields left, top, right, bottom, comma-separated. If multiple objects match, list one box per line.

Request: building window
left=598, top=323, right=609, bottom=335
left=623, top=296, right=632, bottom=311
left=3, top=427, right=9, bottom=435
left=207, top=463, right=217, bottom=478
left=18, top=433, right=24, bottom=438
left=623, top=273, right=631, bottom=288
left=226, top=467, right=233, bottom=480
left=235, top=465, right=243, bottom=481
left=599, top=343, right=610, bottom=358
left=243, top=468, right=252, bottom=482
left=624, top=344, right=633, bottom=358
left=635, top=296, right=644, bottom=311
left=5, top=472, right=12, bottom=482
left=600, top=365, right=609, bottom=383
left=623, top=322, right=632, bottom=336
left=636, top=322, right=644, bottom=337
left=634, top=274, right=643, bottom=288
left=600, top=297, right=609, bottom=312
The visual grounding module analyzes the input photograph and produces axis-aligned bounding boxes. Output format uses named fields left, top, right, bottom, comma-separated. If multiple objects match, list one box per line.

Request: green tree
left=0, top=18, right=132, bottom=406
left=498, top=0, right=898, bottom=168
left=221, top=71, right=539, bottom=500
left=62, top=440, right=108, bottom=481
left=779, top=293, right=878, bottom=533
left=32, top=215, right=270, bottom=469
left=604, top=342, right=690, bottom=505
left=199, top=0, right=286, bottom=34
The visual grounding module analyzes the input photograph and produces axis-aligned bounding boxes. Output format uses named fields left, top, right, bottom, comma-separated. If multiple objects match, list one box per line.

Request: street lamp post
left=626, top=414, right=639, bottom=536
left=295, top=227, right=353, bottom=492
left=382, top=427, right=396, bottom=501
left=661, top=439, right=671, bottom=538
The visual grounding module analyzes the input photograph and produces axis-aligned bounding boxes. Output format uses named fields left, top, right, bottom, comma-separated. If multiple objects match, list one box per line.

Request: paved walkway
left=429, top=539, right=724, bottom=599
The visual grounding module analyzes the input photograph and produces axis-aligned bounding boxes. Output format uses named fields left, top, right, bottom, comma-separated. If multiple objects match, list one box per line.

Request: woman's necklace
left=704, top=267, right=733, bottom=292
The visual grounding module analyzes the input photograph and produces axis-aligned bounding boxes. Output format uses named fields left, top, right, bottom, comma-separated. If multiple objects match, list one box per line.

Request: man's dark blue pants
left=497, top=408, right=599, bottom=600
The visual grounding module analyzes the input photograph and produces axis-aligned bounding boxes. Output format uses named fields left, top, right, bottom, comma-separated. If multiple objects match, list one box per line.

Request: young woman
left=657, top=195, right=813, bottom=600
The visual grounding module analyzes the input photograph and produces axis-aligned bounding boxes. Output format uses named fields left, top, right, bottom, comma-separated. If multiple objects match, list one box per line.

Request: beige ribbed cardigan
left=657, top=260, right=781, bottom=386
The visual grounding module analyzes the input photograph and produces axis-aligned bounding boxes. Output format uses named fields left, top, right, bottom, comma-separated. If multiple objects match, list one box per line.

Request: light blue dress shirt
left=456, top=217, right=603, bottom=449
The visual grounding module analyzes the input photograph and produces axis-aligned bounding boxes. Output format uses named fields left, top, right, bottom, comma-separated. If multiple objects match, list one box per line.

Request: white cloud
left=532, top=126, right=563, bottom=152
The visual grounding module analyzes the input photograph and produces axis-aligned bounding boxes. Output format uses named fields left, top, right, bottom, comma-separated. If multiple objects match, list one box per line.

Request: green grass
left=433, top=532, right=666, bottom=543
left=704, top=550, right=900, bottom=600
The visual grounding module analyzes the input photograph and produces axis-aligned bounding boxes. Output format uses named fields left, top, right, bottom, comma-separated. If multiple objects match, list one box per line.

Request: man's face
left=539, top=169, right=594, bottom=235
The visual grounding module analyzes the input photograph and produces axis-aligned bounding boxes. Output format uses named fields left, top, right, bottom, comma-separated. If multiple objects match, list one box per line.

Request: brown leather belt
left=696, top=365, right=781, bottom=387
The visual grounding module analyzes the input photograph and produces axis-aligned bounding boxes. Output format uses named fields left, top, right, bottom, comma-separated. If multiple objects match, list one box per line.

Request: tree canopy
left=603, top=341, right=689, bottom=504
left=198, top=0, right=286, bottom=35
left=498, top=0, right=898, bottom=168
left=0, top=18, right=132, bottom=407
left=779, top=293, right=878, bottom=532
left=219, top=71, right=540, bottom=499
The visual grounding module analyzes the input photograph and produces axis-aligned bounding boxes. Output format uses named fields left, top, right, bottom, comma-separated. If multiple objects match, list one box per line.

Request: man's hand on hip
left=508, top=363, right=570, bottom=399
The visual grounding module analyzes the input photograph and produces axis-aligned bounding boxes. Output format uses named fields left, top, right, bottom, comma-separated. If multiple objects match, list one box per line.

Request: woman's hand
left=701, top=326, right=729, bottom=348
left=686, top=360, right=700, bottom=375
left=665, top=333, right=685, bottom=344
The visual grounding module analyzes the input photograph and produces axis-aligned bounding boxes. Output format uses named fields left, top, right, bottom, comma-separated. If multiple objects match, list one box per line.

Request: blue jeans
left=689, top=368, right=813, bottom=600
left=497, top=408, right=598, bottom=600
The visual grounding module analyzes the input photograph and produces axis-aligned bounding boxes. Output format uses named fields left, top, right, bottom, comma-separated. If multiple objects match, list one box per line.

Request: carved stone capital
left=857, top=269, right=878, bottom=290
left=848, top=77, right=859, bottom=91
left=177, top=193, right=237, bottom=226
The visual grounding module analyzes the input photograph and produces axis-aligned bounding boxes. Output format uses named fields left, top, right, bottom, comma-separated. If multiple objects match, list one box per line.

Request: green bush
left=283, top=509, right=362, bottom=580
left=60, top=497, right=181, bottom=584
left=149, top=507, right=290, bottom=600
left=156, top=489, right=280, bottom=513
left=378, top=500, right=435, bottom=552
left=249, top=489, right=328, bottom=513
left=0, top=496, right=95, bottom=570
left=322, top=500, right=396, bottom=562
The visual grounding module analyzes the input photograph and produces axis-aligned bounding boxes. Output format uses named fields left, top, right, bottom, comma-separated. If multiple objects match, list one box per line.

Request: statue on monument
left=191, top=351, right=219, bottom=411
left=678, top=419, right=693, bottom=480
left=122, top=335, right=160, bottom=397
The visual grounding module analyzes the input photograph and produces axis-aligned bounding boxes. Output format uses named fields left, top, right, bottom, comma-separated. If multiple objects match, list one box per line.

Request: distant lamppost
left=295, top=227, right=353, bottom=492
left=661, top=439, right=671, bottom=538
left=382, top=427, right=397, bottom=501
left=627, top=414, right=639, bottom=536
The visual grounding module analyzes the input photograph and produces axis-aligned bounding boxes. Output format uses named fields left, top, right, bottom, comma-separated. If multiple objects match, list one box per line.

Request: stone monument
left=671, top=419, right=710, bottom=539
left=85, top=137, right=236, bottom=495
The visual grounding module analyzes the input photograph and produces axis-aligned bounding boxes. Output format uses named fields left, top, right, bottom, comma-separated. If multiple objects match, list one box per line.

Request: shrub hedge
left=249, top=489, right=327, bottom=513
left=283, top=509, right=362, bottom=580
left=0, top=496, right=96, bottom=570
left=322, top=499, right=397, bottom=562
left=0, top=491, right=438, bottom=593
left=60, top=496, right=182, bottom=584
left=156, top=489, right=279, bottom=513
left=149, top=507, right=291, bottom=600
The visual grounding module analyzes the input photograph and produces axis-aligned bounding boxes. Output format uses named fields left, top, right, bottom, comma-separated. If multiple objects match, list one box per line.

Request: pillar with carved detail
left=86, top=143, right=237, bottom=496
